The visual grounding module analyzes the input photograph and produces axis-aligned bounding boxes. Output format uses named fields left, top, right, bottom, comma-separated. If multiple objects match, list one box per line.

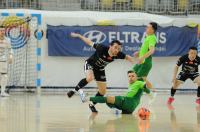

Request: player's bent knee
left=173, top=83, right=179, bottom=89
left=197, top=82, right=200, bottom=86
left=194, top=77, right=200, bottom=86
left=172, top=84, right=178, bottom=89
left=106, top=96, right=115, bottom=104
left=173, top=81, right=181, bottom=88
left=86, top=76, right=94, bottom=82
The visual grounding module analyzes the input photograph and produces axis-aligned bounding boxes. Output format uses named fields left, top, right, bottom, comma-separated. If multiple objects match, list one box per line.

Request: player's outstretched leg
left=67, top=77, right=90, bottom=103
left=67, top=90, right=75, bottom=98
left=195, top=79, right=200, bottom=105
left=195, top=87, right=200, bottom=105
left=167, top=88, right=175, bottom=105
left=89, top=96, right=108, bottom=113
left=89, top=103, right=98, bottom=113
left=1, top=74, right=9, bottom=97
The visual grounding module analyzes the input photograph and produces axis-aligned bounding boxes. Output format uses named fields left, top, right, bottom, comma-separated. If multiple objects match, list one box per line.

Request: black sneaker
left=67, top=90, right=75, bottom=98
left=89, top=103, right=98, bottom=113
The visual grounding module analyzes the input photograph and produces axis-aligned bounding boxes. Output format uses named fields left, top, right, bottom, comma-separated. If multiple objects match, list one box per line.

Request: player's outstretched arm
left=70, top=32, right=94, bottom=47
left=145, top=80, right=153, bottom=89
left=133, top=51, right=139, bottom=58
left=125, top=55, right=134, bottom=64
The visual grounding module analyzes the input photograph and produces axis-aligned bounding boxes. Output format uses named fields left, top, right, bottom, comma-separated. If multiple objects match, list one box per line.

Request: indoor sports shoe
left=167, top=104, right=174, bottom=111
left=82, top=94, right=89, bottom=103
left=89, top=103, right=98, bottom=113
left=67, top=90, right=75, bottom=98
left=167, top=97, right=174, bottom=104
left=1, top=93, right=10, bottom=97
left=79, top=92, right=86, bottom=103
left=110, top=108, right=121, bottom=115
left=196, top=98, right=200, bottom=105
left=6, top=88, right=10, bottom=94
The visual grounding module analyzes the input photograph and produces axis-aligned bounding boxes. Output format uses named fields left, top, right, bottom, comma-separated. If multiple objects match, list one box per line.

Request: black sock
left=197, top=86, right=200, bottom=98
left=93, top=92, right=104, bottom=105
left=75, top=78, right=88, bottom=91
left=171, top=87, right=176, bottom=97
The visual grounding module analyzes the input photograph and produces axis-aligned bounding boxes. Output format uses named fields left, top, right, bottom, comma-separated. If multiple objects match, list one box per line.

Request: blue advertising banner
left=198, top=24, right=200, bottom=53
left=47, top=25, right=198, bottom=57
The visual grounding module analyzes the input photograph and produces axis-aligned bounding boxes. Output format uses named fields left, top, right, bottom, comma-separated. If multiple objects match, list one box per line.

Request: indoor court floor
left=0, top=92, right=199, bottom=132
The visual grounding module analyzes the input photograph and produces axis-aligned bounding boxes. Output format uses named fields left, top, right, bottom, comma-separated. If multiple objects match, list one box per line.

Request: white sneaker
left=1, top=93, right=10, bottom=97
left=110, top=108, right=121, bottom=115
left=79, top=92, right=86, bottom=103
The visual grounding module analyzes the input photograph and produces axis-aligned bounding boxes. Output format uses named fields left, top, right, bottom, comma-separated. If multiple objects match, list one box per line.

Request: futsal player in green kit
left=86, top=70, right=153, bottom=114
left=133, top=22, right=157, bottom=88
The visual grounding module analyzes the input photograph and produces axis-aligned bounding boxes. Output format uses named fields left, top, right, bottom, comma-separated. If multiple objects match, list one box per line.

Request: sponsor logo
left=83, top=30, right=106, bottom=44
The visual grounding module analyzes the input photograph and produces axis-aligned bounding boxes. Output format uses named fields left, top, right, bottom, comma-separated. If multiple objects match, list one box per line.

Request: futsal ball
left=138, top=107, right=150, bottom=120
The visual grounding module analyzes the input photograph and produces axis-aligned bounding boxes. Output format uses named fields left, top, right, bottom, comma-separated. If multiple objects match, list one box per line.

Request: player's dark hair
left=110, top=40, right=122, bottom=46
left=189, top=46, right=197, bottom=51
left=127, top=70, right=135, bottom=74
left=149, top=22, right=158, bottom=32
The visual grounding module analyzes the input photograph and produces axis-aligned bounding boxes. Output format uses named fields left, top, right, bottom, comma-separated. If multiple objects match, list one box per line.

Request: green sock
left=90, top=96, right=107, bottom=103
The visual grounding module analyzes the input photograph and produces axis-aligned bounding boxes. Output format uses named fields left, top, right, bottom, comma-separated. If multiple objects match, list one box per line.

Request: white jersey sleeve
left=0, top=37, right=13, bottom=62
left=5, top=37, right=13, bottom=55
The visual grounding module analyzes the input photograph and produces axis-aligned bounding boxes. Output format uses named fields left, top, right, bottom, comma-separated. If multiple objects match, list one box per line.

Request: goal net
left=0, top=15, right=38, bottom=90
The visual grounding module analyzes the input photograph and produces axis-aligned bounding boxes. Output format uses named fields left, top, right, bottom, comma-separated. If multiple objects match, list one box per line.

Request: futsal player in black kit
left=167, top=47, right=200, bottom=105
left=67, top=32, right=133, bottom=112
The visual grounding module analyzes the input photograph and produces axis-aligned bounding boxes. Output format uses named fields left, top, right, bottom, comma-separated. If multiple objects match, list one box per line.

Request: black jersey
left=86, top=43, right=126, bottom=69
left=177, top=54, right=200, bottom=74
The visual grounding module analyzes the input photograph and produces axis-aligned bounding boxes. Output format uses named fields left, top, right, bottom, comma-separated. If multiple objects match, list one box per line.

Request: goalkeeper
left=86, top=70, right=156, bottom=114
left=0, top=26, right=13, bottom=97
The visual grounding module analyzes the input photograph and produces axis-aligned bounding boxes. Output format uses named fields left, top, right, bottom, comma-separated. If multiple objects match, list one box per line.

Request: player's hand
left=8, top=57, right=13, bottom=64
left=70, top=32, right=80, bottom=38
left=133, top=51, right=139, bottom=58
left=137, top=57, right=144, bottom=64
left=125, top=55, right=134, bottom=64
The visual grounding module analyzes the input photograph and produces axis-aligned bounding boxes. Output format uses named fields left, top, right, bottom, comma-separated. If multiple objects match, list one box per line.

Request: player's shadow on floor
left=167, top=104, right=200, bottom=131
left=89, top=113, right=150, bottom=132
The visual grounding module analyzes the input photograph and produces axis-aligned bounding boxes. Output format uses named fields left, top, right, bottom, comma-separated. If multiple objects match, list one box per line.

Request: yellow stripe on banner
left=96, top=20, right=115, bottom=26
left=187, top=22, right=197, bottom=28
left=198, top=24, right=200, bottom=38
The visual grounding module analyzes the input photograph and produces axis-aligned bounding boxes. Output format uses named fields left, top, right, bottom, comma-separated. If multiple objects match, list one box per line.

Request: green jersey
left=139, top=34, right=157, bottom=62
left=126, top=81, right=150, bottom=104
left=91, top=80, right=151, bottom=113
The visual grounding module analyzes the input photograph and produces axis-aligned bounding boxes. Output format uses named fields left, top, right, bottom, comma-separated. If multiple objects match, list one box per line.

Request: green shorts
left=133, top=57, right=152, bottom=78
left=106, top=96, right=139, bottom=114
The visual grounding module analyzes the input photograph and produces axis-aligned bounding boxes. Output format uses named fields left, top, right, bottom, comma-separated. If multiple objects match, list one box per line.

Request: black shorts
left=84, top=61, right=106, bottom=82
left=177, top=72, right=199, bottom=82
